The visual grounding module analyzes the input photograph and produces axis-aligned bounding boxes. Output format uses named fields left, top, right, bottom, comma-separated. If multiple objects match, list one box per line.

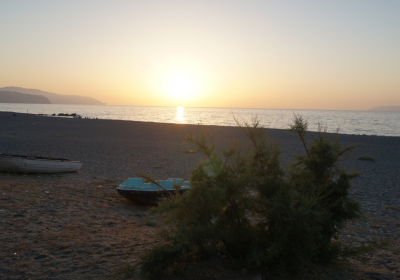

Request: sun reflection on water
left=176, top=106, right=185, bottom=123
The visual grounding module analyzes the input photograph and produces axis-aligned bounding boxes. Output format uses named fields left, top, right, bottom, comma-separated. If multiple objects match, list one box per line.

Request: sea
left=1, top=103, right=400, bottom=137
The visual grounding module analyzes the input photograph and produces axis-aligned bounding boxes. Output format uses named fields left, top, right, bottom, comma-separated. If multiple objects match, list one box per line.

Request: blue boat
left=116, top=178, right=190, bottom=206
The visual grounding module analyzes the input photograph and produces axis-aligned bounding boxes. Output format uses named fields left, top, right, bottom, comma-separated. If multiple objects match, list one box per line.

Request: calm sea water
left=1, top=103, right=399, bottom=137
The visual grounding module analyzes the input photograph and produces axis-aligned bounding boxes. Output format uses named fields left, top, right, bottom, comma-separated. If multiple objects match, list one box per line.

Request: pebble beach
left=1, top=111, right=400, bottom=279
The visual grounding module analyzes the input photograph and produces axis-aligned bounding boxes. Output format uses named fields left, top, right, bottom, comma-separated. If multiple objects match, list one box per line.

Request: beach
left=1, top=111, right=400, bottom=279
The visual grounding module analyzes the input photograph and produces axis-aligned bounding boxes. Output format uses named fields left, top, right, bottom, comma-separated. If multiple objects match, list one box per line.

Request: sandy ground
left=1, top=111, right=400, bottom=279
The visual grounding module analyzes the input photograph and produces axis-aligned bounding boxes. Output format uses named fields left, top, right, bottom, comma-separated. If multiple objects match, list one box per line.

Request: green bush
left=139, top=115, right=361, bottom=279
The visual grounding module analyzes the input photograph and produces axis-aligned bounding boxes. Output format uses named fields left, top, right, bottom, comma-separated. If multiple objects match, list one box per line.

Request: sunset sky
left=1, top=1, right=399, bottom=110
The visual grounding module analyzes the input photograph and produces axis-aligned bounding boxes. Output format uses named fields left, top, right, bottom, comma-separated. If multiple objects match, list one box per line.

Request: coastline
left=1, top=111, right=400, bottom=279
left=1, top=105, right=399, bottom=137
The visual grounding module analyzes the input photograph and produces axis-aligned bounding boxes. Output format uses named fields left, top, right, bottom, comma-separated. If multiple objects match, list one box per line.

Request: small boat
left=117, top=178, right=190, bottom=206
left=0, top=153, right=82, bottom=173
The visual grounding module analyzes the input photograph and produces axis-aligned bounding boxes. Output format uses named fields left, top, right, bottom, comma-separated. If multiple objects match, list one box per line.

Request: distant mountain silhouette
left=0, top=87, right=106, bottom=105
left=0, top=91, right=51, bottom=104
left=369, top=106, right=400, bottom=112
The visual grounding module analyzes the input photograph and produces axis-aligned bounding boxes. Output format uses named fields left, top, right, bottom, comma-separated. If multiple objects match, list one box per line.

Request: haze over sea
left=2, top=103, right=399, bottom=137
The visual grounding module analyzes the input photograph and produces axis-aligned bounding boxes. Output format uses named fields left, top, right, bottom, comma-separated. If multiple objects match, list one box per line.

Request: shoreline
left=1, top=111, right=400, bottom=279
left=1, top=107, right=399, bottom=137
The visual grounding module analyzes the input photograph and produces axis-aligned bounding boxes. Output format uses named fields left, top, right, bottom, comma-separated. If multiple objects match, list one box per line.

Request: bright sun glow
left=167, top=74, right=195, bottom=100
left=154, top=60, right=210, bottom=106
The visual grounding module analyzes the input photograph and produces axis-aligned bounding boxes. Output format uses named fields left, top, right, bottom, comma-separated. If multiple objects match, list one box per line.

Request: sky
left=1, top=0, right=399, bottom=110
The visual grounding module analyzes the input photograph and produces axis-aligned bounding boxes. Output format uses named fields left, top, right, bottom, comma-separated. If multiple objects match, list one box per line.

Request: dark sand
left=1, top=111, right=400, bottom=279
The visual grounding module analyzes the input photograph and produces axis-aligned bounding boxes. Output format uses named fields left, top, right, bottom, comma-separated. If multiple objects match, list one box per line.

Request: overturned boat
left=0, top=153, right=82, bottom=173
left=117, top=178, right=190, bottom=206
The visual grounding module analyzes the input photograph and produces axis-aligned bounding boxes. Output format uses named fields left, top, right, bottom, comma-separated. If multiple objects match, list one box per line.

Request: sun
left=167, top=74, right=195, bottom=100
left=153, top=61, right=209, bottom=105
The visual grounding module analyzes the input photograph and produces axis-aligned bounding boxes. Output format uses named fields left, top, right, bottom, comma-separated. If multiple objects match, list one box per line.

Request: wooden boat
left=117, top=178, right=190, bottom=206
left=0, top=153, right=82, bottom=173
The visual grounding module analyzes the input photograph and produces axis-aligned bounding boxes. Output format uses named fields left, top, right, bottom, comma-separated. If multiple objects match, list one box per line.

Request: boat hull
left=117, top=188, right=187, bottom=206
left=0, top=154, right=82, bottom=173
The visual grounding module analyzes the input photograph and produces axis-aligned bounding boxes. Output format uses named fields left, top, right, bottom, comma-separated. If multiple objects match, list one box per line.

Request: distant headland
left=0, top=86, right=106, bottom=105
left=368, top=106, right=400, bottom=112
left=0, top=91, right=51, bottom=104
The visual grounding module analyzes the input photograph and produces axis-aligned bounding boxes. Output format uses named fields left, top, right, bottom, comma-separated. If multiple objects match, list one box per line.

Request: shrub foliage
left=139, top=115, right=361, bottom=279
